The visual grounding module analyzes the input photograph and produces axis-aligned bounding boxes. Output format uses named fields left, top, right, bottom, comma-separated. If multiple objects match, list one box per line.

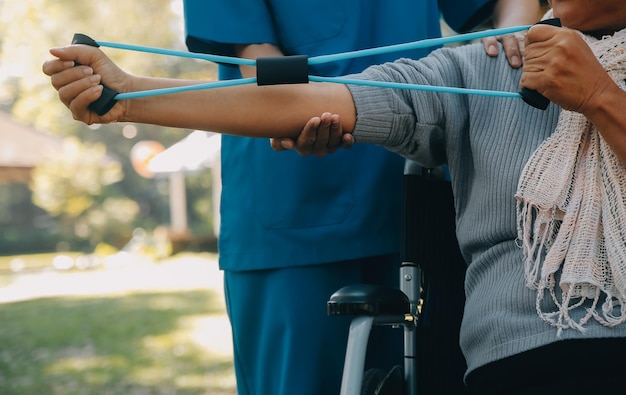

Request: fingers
left=481, top=32, right=526, bottom=68
left=269, top=137, right=294, bottom=151
left=44, top=44, right=128, bottom=124
left=49, top=62, right=95, bottom=90
left=46, top=44, right=126, bottom=95
left=499, top=34, right=523, bottom=68
left=522, top=27, right=607, bottom=113
left=310, top=112, right=348, bottom=157
left=522, top=25, right=562, bottom=84
left=271, top=113, right=350, bottom=157
left=43, top=52, right=104, bottom=118
left=48, top=45, right=102, bottom=70
left=42, top=57, right=74, bottom=77
left=326, top=113, right=343, bottom=154
left=482, top=37, right=500, bottom=57
left=341, top=130, right=355, bottom=150
left=45, top=56, right=104, bottom=117
left=269, top=117, right=320, bottom=155
left=310, top=113, right=351, bottom=156
left=295, top=116, right=321, bottom=156
left=296, top=112, right=354, bottom=157
left=311, top=114, right=331, bottom=157
left=526, top=24, right=559, bottom=44
left=54, top=68, right=101, bottom=104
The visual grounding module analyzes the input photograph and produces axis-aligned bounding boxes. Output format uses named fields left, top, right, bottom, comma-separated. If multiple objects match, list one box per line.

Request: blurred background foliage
left=0, top=0, right=219, bottom=254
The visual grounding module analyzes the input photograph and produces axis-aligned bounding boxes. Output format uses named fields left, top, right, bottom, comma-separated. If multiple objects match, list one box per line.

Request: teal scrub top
left=183, top=0, right=493, bottom=271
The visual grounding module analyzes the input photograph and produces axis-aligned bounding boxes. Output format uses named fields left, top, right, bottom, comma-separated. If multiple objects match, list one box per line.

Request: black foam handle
left=71, top=33, right=119, bottom=115
left=519, top=18, right=561, bottom=110
left=256, top=55, right=309, bottom=86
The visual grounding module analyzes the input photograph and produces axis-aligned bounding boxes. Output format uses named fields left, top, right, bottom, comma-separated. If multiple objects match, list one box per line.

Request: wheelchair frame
left=328, top=160, right=468, bottom=394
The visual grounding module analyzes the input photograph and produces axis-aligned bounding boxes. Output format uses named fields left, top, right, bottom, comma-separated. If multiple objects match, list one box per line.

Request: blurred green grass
left=0, top=254, right=236, bottom=395
left=0, top=252, right=82, bottom=271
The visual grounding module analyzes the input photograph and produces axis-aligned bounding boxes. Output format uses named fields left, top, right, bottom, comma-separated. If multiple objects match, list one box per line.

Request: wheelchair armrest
left=327, top=284, right=409, bottom=316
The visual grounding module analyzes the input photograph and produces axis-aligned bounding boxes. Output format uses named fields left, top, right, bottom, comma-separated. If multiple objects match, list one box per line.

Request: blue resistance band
left=71, top=23, right=555, bottom=115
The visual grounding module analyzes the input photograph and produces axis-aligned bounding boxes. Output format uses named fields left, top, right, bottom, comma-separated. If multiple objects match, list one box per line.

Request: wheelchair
left=328, top=160, right=469, bottom=394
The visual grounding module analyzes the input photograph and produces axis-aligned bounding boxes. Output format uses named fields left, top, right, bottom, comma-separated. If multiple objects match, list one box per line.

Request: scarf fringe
left=515, top=25, right=626, bottom=333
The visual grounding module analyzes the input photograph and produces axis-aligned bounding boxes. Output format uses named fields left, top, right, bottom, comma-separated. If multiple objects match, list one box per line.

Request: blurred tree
left=0, top=0, right=218, bottom=252
left=31, top=138, right=123, bottom=218
left=0, top=0, right=215, bottom=132
left=29, top=137, right=134, bottom=248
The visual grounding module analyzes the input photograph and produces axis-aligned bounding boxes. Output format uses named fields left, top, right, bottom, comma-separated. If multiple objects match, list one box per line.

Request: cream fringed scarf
left=515, top=21, right=626, bottom=334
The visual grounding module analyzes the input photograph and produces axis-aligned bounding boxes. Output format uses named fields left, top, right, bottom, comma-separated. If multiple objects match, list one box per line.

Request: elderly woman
left=44, top=1, right=626, bottom=392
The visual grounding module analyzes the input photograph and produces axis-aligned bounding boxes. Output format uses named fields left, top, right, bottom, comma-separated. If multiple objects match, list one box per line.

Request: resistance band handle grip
left=256, top=55, right=309, bottom=85
left=71, top=33, right=119, bottom=115
left=519, top=18, right=561, bottom=110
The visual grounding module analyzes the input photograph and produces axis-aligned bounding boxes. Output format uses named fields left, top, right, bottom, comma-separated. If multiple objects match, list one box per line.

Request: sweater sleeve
left=345, top=45, right=481, bottom=167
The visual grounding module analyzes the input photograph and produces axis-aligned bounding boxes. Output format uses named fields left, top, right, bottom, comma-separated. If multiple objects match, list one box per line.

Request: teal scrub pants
left=224, top=254, right=402, bottom=395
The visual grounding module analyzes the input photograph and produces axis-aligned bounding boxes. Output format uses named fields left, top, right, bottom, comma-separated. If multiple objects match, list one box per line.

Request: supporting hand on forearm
left=271, top=113, right=352, bottom=157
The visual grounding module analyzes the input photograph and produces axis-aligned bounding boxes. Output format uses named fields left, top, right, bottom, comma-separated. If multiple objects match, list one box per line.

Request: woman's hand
left=522, top=24, right=626, bottom=164
left=521, top=25, right=616, bottom=114
left=270, top=112, right=353, bottom=156
left=42, top=44, right=130, bottom=124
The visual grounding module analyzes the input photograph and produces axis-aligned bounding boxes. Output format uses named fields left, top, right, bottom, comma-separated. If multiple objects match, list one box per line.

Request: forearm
left=124, top=76, right=356, bottom=137
left=235, top=44, right=284, bottom=78
left=493, top=0, right=541, bottom=27
left=584, top=84, right=626, bottom=164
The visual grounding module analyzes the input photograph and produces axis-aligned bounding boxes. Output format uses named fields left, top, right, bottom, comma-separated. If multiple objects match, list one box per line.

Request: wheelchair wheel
left=361, top=365, right=404, bottom=395
left=361, top=368, right=387, bottom=395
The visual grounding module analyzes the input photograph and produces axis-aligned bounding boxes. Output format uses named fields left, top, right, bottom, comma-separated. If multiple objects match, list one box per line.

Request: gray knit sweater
left=346, top=42, right=626, bottom=379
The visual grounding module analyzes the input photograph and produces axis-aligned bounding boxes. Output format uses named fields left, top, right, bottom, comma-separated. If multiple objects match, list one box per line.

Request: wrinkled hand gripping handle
left=519, top=18, right=562, bottom=110
left=71, top=33, right=119, bottom=115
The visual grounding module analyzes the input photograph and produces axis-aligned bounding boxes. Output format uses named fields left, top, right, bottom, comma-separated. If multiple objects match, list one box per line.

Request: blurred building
left=0, top=111, right=63, bottom=183
left=0, top=111, right=64, bottom=253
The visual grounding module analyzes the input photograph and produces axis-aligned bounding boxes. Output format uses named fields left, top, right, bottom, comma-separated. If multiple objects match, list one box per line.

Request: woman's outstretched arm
left=43, top=44, right=357, bottom=137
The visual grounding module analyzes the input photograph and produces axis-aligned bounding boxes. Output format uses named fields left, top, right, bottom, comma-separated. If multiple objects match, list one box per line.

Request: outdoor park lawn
left=0, top=253, right=236, bottom=395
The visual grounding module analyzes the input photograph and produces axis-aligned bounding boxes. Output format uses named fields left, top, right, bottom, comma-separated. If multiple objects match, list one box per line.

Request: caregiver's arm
left=43, top=44, right=356, bottom=137
left=234, top=43, right=346, bottom=154
left=482, top=0, right=541, bottom=67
